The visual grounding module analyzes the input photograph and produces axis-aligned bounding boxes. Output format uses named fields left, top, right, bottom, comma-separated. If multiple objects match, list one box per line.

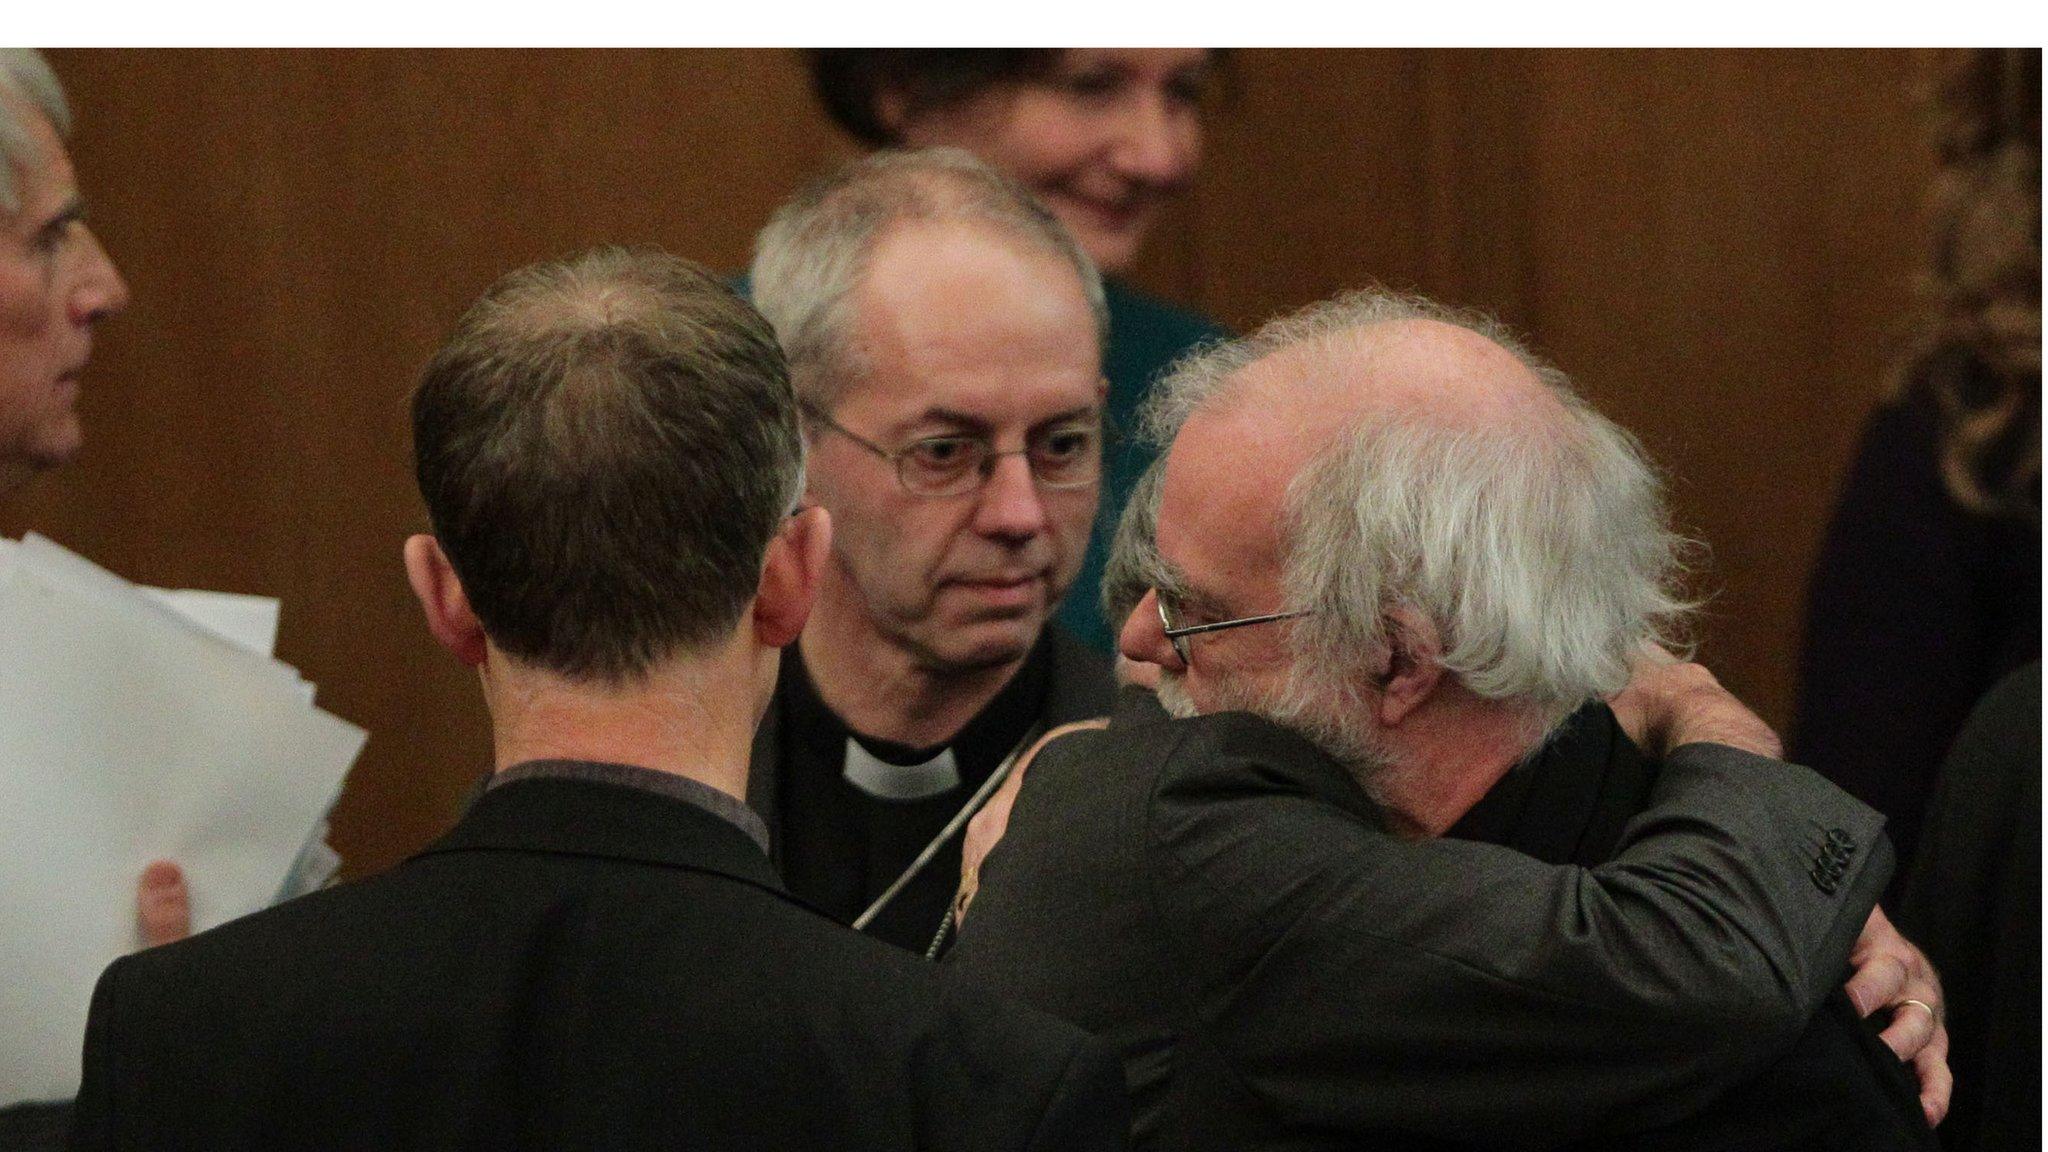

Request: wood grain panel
left=1516, top=49, right=1933, bottom=716
left=8, top=49, right=840, bottom=875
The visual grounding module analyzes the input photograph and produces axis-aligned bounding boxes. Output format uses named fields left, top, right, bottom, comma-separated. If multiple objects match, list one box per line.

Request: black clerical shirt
left=771, top=633, right=1058, bottom=953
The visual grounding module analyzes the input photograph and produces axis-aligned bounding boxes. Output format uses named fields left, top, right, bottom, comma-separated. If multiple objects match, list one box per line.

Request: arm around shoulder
left=1146, top=714, right=1889, bottom=1146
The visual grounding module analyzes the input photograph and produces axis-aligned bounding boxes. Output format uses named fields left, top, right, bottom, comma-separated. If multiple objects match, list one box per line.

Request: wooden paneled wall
left=4, top=49, right=1939, bottom=875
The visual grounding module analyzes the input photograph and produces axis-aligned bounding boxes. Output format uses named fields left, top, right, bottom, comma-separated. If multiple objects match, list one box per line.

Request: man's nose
left=70, top=228, right=130, bottom=325
left=1118, top=588, right=1182, bottom=671
left=971, top=453, right=1051, bottom=542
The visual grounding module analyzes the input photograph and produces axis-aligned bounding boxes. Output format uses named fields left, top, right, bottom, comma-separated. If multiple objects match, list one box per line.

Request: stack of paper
left=0, top=534, right=367, bottom=1106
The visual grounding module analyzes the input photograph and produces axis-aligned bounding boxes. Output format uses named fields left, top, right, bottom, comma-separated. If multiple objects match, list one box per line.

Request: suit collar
left=416, top=775, right=786, bottom=895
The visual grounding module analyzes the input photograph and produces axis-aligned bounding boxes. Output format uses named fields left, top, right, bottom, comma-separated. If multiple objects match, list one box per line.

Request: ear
left=403, top=534, right=488, bottom=668
left=753, top=507, right=831, bottom=649
left=1373, top=607, right=1445, bottom=729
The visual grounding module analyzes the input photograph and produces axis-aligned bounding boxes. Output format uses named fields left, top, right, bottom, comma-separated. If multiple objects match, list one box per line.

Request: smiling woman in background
left=806, top=49, right=1229, bottom=652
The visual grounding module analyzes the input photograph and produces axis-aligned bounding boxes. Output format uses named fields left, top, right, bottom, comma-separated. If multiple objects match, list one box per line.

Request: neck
left=483, top=637, right=767, bottom=803
left=1371, top=686, right=1538, bottom=839
left=797, top=585, right=1026, bottom=749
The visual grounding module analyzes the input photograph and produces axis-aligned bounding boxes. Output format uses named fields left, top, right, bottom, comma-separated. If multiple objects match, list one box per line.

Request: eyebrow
left=35, top=196, right=88, bottom=242
left=896, top=403, right=1102, bottom=438
left=1153, top=555, right=1227, bottom=618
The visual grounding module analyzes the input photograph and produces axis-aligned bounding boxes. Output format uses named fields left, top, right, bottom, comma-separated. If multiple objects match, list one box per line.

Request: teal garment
left=733, top=271, right=1225, bottom=652
left=1063, top=280, right=1227, bottom=652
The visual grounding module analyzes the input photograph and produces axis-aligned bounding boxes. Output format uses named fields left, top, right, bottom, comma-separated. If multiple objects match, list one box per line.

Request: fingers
left=1913, top=1023, right=1952, bottom=1127
left=958, top=718, right=1111, bottom=927
left=1843, top=951, right=1908, bottom=1018
left=1634, top=641, right=1682, bottom=666
left=1844, top=907, right=1952, bottom=1122
left=1876, top=997, right=1937, bottom=1062
left=1033, top=717, right=1110, bottom=755
left=951, top=858, right=981, bottom=929
left=136, top=859, right=192, bottom=949
left=962, top=790, right=1016, bottom=881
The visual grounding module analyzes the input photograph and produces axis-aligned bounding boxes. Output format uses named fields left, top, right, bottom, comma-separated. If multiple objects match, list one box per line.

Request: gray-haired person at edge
left=946, top=287, right=1956, bottom=1150
left=67, top=246, right=1130, bottom=1150
left=3, top=48, right=161, bottom=1152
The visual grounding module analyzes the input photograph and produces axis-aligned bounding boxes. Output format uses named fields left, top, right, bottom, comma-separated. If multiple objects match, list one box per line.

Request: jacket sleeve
left=1149, top=718, right=1890, bottom=1149
left=1019, top=1036, right=1132, bottom=1152
left=67, top=955, right=132, bottom=1152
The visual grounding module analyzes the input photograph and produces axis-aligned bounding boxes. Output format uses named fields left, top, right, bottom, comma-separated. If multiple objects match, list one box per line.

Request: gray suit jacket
left=947, top=694, right=1891, bottom=1151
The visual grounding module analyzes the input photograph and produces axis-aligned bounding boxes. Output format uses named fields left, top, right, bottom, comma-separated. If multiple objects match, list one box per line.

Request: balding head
left=412, top=247, right=803, bottom=683
left=751, top=147, right=1108, bottom=409
left=1128, top=288, right=1693, bottom=788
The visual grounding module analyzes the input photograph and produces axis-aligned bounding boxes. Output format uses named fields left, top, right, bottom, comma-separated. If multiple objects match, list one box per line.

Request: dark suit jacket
left=1450, top=705, right=1934, bottom=1152
left=69, top=775, right=1130, bottom=1151
left=947, top=692, right=1892, bottom=1151
left=1898, top=663, right=2041, bottom=1152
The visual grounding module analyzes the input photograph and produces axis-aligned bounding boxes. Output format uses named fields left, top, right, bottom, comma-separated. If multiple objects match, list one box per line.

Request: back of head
left=750, top=147, right=1108, bottom=408
left=413, top=247, right=802, bottom=684
left=1145, top=288, right=1695, bottom=735
left=0, top=48, right=71, bottom=215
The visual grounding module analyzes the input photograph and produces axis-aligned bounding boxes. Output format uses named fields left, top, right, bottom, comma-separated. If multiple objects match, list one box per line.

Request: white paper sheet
left=0, top=554, right=366, bottom=1105
left=143, top=588, right=282, bottom=659
left=15, top=534, right=300, bottom=689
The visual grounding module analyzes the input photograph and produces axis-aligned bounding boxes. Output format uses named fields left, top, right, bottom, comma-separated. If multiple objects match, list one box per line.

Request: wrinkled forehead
left=837, top=219, right=1103, bottom=417
left=1155, top=402, right=1301, bottom=604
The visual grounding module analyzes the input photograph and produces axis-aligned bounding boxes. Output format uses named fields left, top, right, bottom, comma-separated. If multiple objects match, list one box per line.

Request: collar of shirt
left=780, top=628, right=1057, bottom=789
left=488, top=758, right=771, bottom=857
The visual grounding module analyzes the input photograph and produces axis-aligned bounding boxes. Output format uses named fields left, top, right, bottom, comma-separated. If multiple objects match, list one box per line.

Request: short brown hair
left=412, top=247, right=802, bottom=683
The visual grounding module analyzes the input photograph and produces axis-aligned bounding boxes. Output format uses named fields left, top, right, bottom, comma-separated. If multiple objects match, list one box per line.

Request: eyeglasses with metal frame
left=800, top=401, right=1104, bottom=498
left=1155, top=591, right=1312, bottom=665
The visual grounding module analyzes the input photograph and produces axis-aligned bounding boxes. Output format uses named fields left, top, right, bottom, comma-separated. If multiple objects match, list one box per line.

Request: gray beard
left=1156, top=673, right=1200, bottom=719
left=1156, top=669, right=1397, bottom=805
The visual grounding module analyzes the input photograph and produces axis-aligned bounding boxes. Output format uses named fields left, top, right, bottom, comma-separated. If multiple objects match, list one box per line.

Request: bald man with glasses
left=744, top=149, right=1117, bottom=953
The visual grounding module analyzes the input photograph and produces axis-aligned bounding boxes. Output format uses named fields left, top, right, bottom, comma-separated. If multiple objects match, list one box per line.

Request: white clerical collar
left=841, top=738, right=961, bottom=801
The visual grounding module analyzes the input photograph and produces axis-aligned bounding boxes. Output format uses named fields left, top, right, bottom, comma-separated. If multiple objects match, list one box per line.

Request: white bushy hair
left=1142, top=287, right=1699, bottom=736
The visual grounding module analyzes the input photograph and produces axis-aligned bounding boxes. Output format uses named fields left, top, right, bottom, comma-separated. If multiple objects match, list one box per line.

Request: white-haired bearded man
left=947, top=287, right=1950, bottom=1150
